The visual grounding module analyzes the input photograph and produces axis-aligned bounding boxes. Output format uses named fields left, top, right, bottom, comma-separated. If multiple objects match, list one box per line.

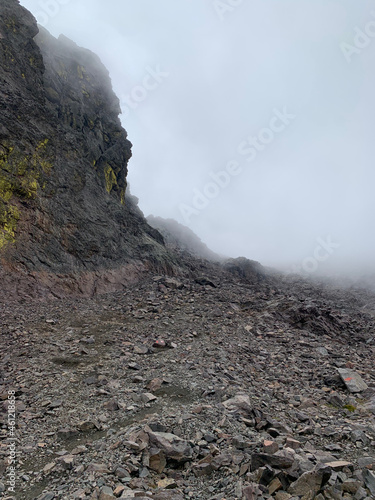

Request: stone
left=164, top=278, right=183, bottom=289
left=268, top=477, right=283, bottom=494
left=288, top=464, right=331, bottom=497
left=58, top=454, right=75, bottom=470
left=133, top=430, right=149, bottom=451
left=354, top=486, right=368, bottom=499
left=242, top=483, right=262, bottom=500
left=263, top=439, right=279, bottom=454
left=151, top=493, right=184, bottom=500
left=157, top=478, right=178, bottom=489
left=72, top=489, right=86, bottom=499
left=147, top=378, right=163, bottom=392
left=87, top=463, right=110, bottom=473
left=153, top=340, right=167, bottom=348
left=337, top=369, right=368, bottom=393
left=193, top=462, right=214, bottom=476
left=211, top=453, right=232, bottom=470
left=141, top=393, right=157, bottom=403
left=124, top=440, right=140, bottom=451
left=341, top=479, right=361, bottom=494
left=327, top=392, right=344, bottom=408
left=128, top=363, right=142, bottom=370
left=71, top=445, right=88, bottom=455
left=100, top=486, right=115, bottom=499
left=275, top=493, right=292, bottom=500
left=351, top=429, right=369, bottom=444
left=78, top=420, right=99, bottom=431
left=119, top=490, right=136, bottom=498
left=42, top=462, right=56, bottom=473
left=147, top=431, right=192, bottom=463
left=357, top=457, right=375, bottom=468
left=115, top=467, right=130, bottom=479
left=149, top=422, right=168, bottom=433
left=84, top=375, right=98, bottom=385
left=104, top=398, right=120, bottom=411
left=363, top=396, right=375, bottom=414
left=149, top=449, right=167, bottom=473
left=232, top=435, right=250, bottom=450
left=80, top=336, right=95, bottom=344
left=57, top=428, right=78, bottom=439
left=49, top=400, right=62, bottom=408
left=251, top=452, right=294, bottom=471
left=363, top=469, right=375, bottom=496
left=134, top=346, right=149, bottom=355
left=324, top=460, right=353, bottom=471
left=222, top=394, right=252, bottom=416
left=139, top=467, right=149, bottom=478
left=285, top=437, right=301, bottom=450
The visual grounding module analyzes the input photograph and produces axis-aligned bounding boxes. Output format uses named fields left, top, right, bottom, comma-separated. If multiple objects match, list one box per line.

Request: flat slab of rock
left=337, top=368, right=368, bottom=393
left=147, top=430, right=192, bottom=463
left=251, top=452, right=294, bottom=471
left=324, top=460, right=353, bottom=470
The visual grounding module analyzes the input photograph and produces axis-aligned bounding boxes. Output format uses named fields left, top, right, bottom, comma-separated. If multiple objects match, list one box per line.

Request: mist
left=19, top=0, right=375, bottom=279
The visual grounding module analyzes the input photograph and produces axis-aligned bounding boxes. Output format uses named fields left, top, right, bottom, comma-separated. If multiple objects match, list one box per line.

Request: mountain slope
left=147, top=215, right=222, bottom=261
left=0, top=0, right=176, bottom=298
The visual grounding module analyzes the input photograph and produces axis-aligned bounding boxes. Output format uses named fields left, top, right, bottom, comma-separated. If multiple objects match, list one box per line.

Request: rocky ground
left=1, top=266, right=375, bottom=500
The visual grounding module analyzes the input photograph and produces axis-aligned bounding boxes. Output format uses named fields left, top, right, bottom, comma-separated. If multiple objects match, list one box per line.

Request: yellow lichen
left=0, top=205, right=20, bottom=250
left=0, top=139, right=53, bottom=250
left=77, top=65, right=85, bottom=80
left=120, top=187, right=126, bottom=205
left=104, top=164, right=117, bottom=194
left=5, top=18, right=17, bottom=33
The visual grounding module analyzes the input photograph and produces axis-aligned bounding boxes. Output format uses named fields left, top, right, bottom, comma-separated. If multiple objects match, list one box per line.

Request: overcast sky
left=19, top=0, right=375, bottom=276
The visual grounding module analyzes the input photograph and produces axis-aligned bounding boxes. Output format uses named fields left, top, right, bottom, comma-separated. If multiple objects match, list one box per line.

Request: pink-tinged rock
left=263, top=439, right=279, bottom=454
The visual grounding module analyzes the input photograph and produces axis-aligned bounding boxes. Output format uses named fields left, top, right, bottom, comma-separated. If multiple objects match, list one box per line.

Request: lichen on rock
left=104, top=163, right=117, bottom=194
left=0, top=203, right=19, bottom=249
left=0, top=139, right=52, bottom=248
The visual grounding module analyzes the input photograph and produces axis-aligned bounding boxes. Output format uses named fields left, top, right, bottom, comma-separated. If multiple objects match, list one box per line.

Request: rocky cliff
left=147, top=215, right=221, bottom=262
left=0, top=0, right=176, bottom=299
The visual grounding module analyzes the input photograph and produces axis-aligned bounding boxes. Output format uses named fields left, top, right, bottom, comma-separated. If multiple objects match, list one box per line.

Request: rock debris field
left=1, top=270, right=375, bottom=500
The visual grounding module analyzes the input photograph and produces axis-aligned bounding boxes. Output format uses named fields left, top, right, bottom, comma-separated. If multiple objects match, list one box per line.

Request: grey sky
left=19, top=0, right=375, bottom=276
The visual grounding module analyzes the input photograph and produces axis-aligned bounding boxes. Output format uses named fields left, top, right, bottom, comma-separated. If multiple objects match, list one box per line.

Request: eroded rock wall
left=0, top=0, right=176, bottom=298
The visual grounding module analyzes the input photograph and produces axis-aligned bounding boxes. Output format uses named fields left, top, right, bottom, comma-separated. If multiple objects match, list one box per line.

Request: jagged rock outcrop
left=223, top=256, right=265, bottom=282
left=147, top=215, right=221, bottom=262
left=0, top=0, right=176, bottom=298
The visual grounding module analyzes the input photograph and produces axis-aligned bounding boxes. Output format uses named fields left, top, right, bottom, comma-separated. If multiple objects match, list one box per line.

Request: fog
left=19, top=0, right=375, bottom=277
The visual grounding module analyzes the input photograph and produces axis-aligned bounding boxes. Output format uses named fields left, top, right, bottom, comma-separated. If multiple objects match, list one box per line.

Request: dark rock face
left=0, top=0, right=175, bottom=298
